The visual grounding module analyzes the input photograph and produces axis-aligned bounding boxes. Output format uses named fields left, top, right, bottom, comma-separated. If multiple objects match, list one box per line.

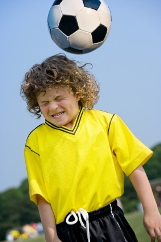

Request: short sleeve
left=108, top=114, right=153, bottom=176
left=24, top=135, right=49, bottom=205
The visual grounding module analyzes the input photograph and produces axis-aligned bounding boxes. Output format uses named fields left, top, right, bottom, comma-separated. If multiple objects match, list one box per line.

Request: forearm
left=129, top=166, right=161, bottom=241
left=37, top=195, right=61, bottom=242
left=129, top=166, right=158, bottom=213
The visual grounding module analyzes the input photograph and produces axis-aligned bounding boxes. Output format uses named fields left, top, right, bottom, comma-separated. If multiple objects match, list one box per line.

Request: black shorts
left=56, top=200, right=138, bottom=242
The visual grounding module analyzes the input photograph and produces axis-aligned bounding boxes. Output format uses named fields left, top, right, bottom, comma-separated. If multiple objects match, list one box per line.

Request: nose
left=48, top=101, right=58, bottom=111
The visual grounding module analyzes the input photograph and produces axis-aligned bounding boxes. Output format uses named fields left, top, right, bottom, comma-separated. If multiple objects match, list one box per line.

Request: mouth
left=51, top=111, right=64, bottom=118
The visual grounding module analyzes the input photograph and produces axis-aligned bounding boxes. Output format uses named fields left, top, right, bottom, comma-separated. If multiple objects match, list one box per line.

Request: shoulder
left=84, top=109, right=116, bottom=132
left=26, top=123, right=46, bottom=144
left=85, top=109, right=115, bottom=122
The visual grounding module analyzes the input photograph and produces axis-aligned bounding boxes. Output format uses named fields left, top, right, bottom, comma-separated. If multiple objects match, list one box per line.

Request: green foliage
left=144, top=143, right=161, bottom=180
left=121, top=143, right=161, bottom=212
left=18, top=180, right=40, bottom=224
left=0, top=180, right=39, bottom=241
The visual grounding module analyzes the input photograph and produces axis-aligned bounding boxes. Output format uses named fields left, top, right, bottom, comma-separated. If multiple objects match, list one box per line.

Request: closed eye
left=41, top=102, right=49, bottom=106
left=55, top=96, right=65, bottom=101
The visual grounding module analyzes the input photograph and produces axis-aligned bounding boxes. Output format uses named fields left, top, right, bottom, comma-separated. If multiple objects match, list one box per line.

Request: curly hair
left=20, top=54, right=100, bottom=118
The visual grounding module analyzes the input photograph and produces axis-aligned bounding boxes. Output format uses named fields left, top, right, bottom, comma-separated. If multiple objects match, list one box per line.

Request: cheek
left=40, top=106, right=48, bottom=114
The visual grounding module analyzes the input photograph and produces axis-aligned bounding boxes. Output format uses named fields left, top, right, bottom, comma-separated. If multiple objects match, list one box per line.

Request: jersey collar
left=45, top=107, right=83, bottom=135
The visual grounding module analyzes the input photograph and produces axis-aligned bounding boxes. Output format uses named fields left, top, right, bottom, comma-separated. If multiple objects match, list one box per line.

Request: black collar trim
left=45, top=107, right=83, bottom=135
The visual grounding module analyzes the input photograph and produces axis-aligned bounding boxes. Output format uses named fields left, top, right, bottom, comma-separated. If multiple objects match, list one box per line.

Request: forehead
left=37, top=86, right=71, bottom=100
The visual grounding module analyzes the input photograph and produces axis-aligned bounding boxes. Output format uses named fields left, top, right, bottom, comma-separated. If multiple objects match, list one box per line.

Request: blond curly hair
left=20, top=54, right=100, bottom=118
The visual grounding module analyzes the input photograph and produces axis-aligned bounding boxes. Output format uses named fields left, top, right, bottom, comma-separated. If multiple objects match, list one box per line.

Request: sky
left=0, top=0, right=161, bottom=192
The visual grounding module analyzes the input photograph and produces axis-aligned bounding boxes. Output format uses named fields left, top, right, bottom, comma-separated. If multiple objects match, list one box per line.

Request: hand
left=143, top=210, right=161, bottom=241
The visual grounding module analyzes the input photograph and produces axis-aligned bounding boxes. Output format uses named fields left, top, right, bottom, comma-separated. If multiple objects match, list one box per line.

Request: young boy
left=21, top=54, right=161, bottom=242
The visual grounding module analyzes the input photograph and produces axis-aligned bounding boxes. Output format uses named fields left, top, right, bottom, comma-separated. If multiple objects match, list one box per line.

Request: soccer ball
left=47, top=0, right=112, bottom=54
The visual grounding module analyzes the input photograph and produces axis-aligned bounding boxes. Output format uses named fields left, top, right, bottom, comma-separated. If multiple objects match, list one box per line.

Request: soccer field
left=125, top=212, right=149, bottom=242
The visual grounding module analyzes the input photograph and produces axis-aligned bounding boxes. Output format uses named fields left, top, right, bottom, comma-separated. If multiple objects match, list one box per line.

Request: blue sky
left=0, top=0, right=161, bottom=192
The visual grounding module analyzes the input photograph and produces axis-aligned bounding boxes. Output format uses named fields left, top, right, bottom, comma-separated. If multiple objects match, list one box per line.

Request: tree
left=0, top=179, right=39, bottom=241
left=19, top=179, right=40, bottom=224
left=0, top=188, right=23, bottom=240
left=144, top=143, right=161, bottom=180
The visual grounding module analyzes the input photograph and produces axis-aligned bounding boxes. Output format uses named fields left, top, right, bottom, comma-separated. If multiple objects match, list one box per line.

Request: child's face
left=37, top=86, right=80, bottom=128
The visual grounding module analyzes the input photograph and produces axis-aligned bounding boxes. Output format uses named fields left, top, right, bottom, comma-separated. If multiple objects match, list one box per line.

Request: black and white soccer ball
left=47, top=0, right=112, bottom=54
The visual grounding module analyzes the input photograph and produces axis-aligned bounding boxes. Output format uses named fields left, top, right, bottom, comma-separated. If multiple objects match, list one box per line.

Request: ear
left=76, top=95, right=80, bottom=102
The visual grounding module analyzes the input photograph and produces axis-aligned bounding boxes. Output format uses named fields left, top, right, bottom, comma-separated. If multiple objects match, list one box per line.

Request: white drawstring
left=66, top=208, right=90, bottom=242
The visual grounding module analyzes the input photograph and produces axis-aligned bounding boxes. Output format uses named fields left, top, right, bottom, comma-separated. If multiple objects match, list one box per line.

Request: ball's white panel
left=77, top=8, right=100, bottom=32
left=99, top=0, right=109, bottom=12
left=69, top=30, right=92, bottom=50
left=60, top=0, right=84, bottom=15
left=83, top=42, right=102, bottom=53
left=98, top=0, right=111, bottom=28
left=48, top=5, right=62, bottom=28
left=50, top=28, right=70, bottom=48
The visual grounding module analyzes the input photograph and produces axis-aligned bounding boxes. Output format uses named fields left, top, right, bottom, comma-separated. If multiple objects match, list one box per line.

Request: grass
left=125, top=212, right=149, bottom=242
left=7, top=235, right=46, bottom=242
left=125, top=207, right=161, bottom=241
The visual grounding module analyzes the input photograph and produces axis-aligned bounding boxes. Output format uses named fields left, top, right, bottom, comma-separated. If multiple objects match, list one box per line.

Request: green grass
left=125, top=212, right=149, bottom=242
left=125, top=208, right=161, bottom=242
left=12, top=235, right=45, bottom=242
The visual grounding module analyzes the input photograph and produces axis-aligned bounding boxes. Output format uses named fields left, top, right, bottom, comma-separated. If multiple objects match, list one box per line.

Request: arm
left=37, top=195, right=62, bottom=242
left=129, top=166, right=161, bottom=242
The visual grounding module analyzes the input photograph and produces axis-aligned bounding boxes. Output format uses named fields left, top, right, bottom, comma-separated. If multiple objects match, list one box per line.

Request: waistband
left=65, top=200, right=117, bottom=242
left=88, top=200, right=117, bottom=221
left=65, top=199, right=117, bottom=223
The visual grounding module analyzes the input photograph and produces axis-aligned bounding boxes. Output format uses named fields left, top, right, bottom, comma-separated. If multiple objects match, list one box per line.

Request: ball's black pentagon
left=92, top=24, right=107, bottom=43
left=64, top=47, right=83, bottom=54
left=52, top=0, right=63, bottom=6
left=83, top=0, right=101, bottom=10
left=59, top=15, right=79, bottom=36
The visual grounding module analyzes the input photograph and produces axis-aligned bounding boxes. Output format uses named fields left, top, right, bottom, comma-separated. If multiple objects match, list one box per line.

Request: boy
left=21, top=54, right=161, bottom=242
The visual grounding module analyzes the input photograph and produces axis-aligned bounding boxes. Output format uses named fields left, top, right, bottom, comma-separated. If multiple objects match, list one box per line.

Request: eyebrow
left=40, top=100, right=49, bottom=103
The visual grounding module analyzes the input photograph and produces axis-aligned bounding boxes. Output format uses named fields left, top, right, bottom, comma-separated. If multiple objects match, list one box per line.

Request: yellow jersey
left=24, top=108, right=153, bottom=224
